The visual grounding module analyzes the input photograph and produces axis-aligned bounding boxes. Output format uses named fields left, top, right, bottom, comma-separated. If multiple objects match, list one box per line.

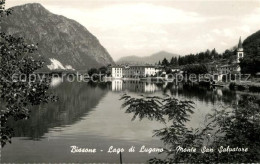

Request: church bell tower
left=237, top=36, right=244, bottom=63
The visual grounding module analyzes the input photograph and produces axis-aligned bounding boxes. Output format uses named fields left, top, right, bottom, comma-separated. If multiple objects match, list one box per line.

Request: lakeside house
left=111, top=66, right=123, bottom=78
left=218, top=63, right=240, bottom=74
left=110, top=65, right=156, bottom=78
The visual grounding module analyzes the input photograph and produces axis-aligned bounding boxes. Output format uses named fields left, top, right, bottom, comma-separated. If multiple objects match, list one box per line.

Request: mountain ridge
left=117, top=51, right=179, bottom=65
left=1, top=3, right=115, bottom=70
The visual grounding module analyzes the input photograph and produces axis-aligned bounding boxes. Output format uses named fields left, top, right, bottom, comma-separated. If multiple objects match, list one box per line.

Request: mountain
left=243, top=30, right=260, bottom=57
left=117, top=51, right=179, bottom=65
left=1, top=3, right=114, bottom=71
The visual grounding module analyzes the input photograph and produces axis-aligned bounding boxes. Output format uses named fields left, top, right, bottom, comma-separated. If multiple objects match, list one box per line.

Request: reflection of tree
left=120, top=94, right=260, bottom=163
left=7, top=82, right=109, bottom=140
left=159, top=82, right=237, bottom=105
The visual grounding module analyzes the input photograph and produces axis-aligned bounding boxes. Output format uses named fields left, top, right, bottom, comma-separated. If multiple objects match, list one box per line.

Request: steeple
left=238, top=36, right=243, bottom=49
left=236, top=36, right=244, bottom=63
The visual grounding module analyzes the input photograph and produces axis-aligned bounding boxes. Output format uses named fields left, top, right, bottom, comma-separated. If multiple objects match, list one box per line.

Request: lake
left=1, top=79, right=257, bottom=163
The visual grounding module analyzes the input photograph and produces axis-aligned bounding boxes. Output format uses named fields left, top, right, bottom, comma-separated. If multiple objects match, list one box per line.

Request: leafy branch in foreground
left=0, top=1, right=56, bottom=147
left=120, top=94, right=195, bottom=124
left=120, top=94, right=164, bottom=122
left=120, top=94, right=260, bottom=163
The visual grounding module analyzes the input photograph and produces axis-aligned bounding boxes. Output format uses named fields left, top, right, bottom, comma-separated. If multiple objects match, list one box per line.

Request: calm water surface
left=1, top=79, right=251, bottom=163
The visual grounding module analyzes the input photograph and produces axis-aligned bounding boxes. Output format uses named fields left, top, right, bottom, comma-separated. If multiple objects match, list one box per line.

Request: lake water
left=1, top=79, right=254, bottom=163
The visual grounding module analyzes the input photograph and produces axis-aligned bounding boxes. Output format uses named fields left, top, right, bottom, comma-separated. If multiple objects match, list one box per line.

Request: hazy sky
left=6, top=0, right=260, bottom=60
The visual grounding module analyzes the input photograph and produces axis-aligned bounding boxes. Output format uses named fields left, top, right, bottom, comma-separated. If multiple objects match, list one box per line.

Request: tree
left=222, top=49, right=232, bottom=59
left=210, top=48, right=219, bottom=60
left=0, top=0, right=55, bottom=147
left=98, top=66, right=107, bottom=74
left=170, top=57, right=174, bottom=65
left=170, top=57, right=178, bottom=66
left=183, top=64, right=208, bottom=75
left=178, top=56, right=183, bottom=65
left=88, top=68, right=98, bottom=76
left=161, top=58, right=169, bottom=66
left=240, top=57, right=260, bottom=75
left=204, top=49, right=211, bottom=60
left=121, top=94, right=260, bottom=163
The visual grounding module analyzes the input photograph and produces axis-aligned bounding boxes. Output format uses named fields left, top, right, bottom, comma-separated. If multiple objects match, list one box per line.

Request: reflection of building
left=110, top=65, right=156, bottom=78
left=123, top=80, right=158, bottom=92
left=111, top=80, right=123, bottom=91
left=110, top=80, right=159, bottom=93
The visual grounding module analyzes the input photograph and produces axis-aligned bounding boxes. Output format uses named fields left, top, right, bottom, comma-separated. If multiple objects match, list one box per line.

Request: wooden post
left=119, top=151, right=123, bottom=164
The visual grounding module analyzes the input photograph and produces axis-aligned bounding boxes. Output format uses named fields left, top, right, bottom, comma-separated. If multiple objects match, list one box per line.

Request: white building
left=171, top=68, right=181, bottom=73
left=111, top=66, right=123, bottom=78
left=110, top=65, right=156, bottom=78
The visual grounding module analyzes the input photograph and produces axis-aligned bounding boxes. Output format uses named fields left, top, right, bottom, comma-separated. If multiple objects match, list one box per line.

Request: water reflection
left=160, top=82, right=239, bottom=105
left=7, top=81, right=109, bottom=140
left=7, top=80, right=242, bottom=140
left=110, top=80, right=159, bottom=93
left=3, top=79, right=259, bottom=163
left=50, top=77, right=63, bottom=88
left=110, top=79, right=239, bottom=105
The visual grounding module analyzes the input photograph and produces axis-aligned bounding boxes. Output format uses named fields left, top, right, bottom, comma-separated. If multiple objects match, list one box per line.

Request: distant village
left=109, top=37, right=245, bottom=83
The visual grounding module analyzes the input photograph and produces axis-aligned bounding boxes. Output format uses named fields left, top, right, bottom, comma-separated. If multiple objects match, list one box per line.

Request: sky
left=6, top=0, right=260, bottom=61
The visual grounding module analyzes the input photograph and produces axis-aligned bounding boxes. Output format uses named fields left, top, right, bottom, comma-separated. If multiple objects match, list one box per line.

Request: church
left=218, top=37, right=244, bottom=74
left=214, top=37, right=244, bottom=81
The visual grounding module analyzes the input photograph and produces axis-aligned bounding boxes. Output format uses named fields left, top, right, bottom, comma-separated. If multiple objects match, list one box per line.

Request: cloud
left=244, top=7, right=260, bottom=23
left=223, top=29, right=234, bottom=37
left=199, top=33, right=215, bottom=43
left=212, top=28, right=236, bottom=37
left=220, top=42, right=228, bottom=46
left=46, top=3, right=205, bottom=28
left=8, top=1, right=260, bottom=60
left=44, top=3, right=207, bottom=59
left=239, top=25, right=251, bottom=33
left=212, top=29, right=221, bottom=35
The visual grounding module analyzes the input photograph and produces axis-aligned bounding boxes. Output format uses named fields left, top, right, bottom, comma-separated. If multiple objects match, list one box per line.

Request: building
left=111, top=66, right=123, bottom=78
left=111, top=65, right=156, bottom=78
left=124, top=65, right=156, bottom=78
left=218, top=37, right=243, bottom=74
left=171, top=68, right=181, bottom=73
left=237, top=36, right=244, bottom=63
left=214, top=37, right=244, bottom=81
left=218, top=64, right=241, bottom=74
